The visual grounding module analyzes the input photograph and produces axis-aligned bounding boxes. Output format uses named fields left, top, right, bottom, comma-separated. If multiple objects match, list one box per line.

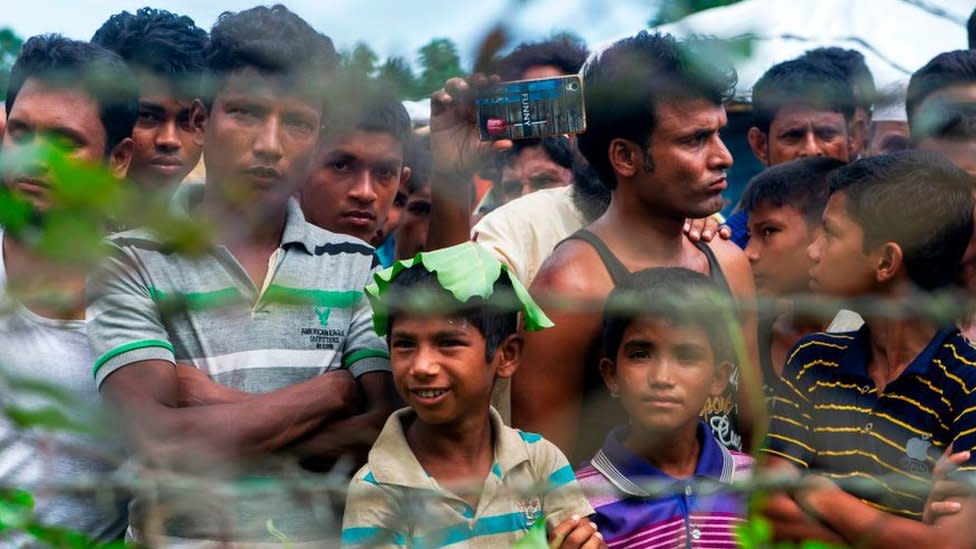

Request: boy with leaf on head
left=341, top=242, right=604, bottom=549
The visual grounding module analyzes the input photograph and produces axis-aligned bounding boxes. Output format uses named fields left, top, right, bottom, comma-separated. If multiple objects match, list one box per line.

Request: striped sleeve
left=342, top=266, right=390, bottom=378
left=87, top=240, right=175, bottom=389
left=760, top=343, right=816, bottom=469
left=341, top=466, right=407, bottom=548
left=526, top=434, right=595, bottom=527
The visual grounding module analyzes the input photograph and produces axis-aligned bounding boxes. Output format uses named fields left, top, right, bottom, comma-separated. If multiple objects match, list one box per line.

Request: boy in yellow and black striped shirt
left=760, top=151, right=976, bottom=548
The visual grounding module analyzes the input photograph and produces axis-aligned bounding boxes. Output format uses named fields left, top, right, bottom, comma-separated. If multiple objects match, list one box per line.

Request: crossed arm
left=102, top=360, right=366, bottom=469
left=173, top=363, right=397, bottom=466
left=762, top=456, right=976, bottom=549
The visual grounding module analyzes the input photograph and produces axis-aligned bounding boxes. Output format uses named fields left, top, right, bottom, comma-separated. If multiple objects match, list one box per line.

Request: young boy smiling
left=341, top=242, right=604, bottom=548
left=576, top=268, right=753, bottom=548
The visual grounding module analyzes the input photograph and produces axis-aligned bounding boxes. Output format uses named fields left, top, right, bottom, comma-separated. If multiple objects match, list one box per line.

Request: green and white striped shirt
left=87, top=187, right=389, bottom=543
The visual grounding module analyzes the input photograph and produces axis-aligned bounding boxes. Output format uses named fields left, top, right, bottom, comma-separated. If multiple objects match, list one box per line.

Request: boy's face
left=202, top=67, right=322, bottom=213
left=600, top=317, right=729, bottom=437
left=807, top=192, right=880, bottom=297
left=371, top=182, right=408, bottom=247
left=389, top=315, right=519, bottom=426
left=128, top=74, right=203, bottom=190
left=745, top=202, right=819, bottom=297
left=395, top=187, right=432, bottom=259
left=301, top=129, right=408, bottom=243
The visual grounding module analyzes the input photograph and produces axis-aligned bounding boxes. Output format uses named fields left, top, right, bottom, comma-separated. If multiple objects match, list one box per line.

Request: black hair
left=577, top=31, right=737, bottom=189
left=799, top=47, right=876, bottom=114
left=322, top=70, right=412, bottom=148
left=205, top=4, right=339, bottom=105
left=503, top=135, right=574, bottom=170
left=736, top=157, right=845, bottom=225
left=907, top=50, right=976, bottom=139
left=828, top=150, right=974, bottom=291
left=601, top=267, right=734, bottom=365
left=496, top=38, right=589, bottom=80
left=384, top=265, right=519, bottom=361
left=570, top=153, right=611, bottom=223
left=350, top=93, right=412, bottom=148
left=405, top=134, right=431, bottom=194
left=91, top=7, right=208, bottom=98
left=751, top=58, right=856, bottom=134
left=6, top=34, right=138, bottom=155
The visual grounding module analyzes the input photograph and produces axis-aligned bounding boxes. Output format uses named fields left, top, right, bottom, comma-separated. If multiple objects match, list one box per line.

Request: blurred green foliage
left=0, top=27, right=23, bottom=97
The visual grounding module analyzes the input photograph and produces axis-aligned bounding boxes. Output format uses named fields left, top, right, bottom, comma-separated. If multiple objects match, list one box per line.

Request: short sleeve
left=342, top=266, right=391, bottom=378
left=340, top=466, right=407, bottom=548
left=525, top=433, right=595, bottom=527
left=87, top=242, right=175, bottom=389
left=760, top=345, right=816, bottom=469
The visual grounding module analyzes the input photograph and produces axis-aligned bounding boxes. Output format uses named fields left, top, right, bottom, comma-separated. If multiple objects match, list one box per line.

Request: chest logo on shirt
left=301, top=307, right=345, bottom=349
left=314, top=306, right=331, bottom=327
left=903, top=436, right=932, bottom=472
left=517, top=497, right=542, bottom=526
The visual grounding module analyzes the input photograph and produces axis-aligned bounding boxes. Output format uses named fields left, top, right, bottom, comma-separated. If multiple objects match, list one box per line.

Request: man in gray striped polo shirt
left=87, top=6, right=395, bottom=547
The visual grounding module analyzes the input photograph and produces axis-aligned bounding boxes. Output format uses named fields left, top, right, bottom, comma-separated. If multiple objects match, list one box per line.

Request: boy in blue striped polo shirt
left=761, top=150, right=976, bottom=547
left=576, top=268, right=753, bottom=548
left=341, top=242, right=603, bottom=548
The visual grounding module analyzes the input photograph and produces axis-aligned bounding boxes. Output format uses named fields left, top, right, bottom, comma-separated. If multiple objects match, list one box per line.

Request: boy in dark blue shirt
left=761, top=151, right=976, bottom=548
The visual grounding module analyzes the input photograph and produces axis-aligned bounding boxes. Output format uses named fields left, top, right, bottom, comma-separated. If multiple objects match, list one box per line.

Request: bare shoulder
left=703, top=238, right=754, bottom=299
left=531, top=239, right=612, bottom=298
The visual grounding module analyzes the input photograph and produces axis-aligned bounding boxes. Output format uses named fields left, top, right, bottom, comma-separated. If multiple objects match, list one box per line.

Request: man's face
left=3, top=78, right=121, bottom=212
left=601, top=317, right=727, bottom=438
left=807, top=192, right=879, bottom=297
left=395, top=187, right=431, bottom=260
left=499, top=145, right=572, bottom=204
left=389, top=316, right=511, bottom=427
left=636, top=99, right=732, bottom=219
left=128, top=75, right=202, bottom=190
left=745, top=203, right=818, bottom=297
left=866, top=121, right=910, bottom=157
left=755, top=105, right=852, bottom=166
left=301, top=129, right=406, bottom=243
left=203, top=68, right=321, bottom=213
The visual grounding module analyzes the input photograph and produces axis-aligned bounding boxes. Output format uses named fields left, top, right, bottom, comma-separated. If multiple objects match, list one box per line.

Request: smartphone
left=476, top=74, right=586, bottom=141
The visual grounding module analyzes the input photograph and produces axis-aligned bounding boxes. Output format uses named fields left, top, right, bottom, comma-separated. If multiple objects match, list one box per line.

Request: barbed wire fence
left=1, top=1, right=973, bottom=546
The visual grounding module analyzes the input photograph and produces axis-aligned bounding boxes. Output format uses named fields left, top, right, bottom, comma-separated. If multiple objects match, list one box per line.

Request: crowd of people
left=3, top=3, right=976, bottom=548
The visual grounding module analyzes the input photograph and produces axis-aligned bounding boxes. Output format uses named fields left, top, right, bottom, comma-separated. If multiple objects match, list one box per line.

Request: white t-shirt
left=472, top=185, right=585, bottom=288
left=0, top=229, right=128, bottom=546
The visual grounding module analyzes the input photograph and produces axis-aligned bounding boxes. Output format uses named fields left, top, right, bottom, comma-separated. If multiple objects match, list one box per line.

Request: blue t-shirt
left=726, top=209, right=750, bottom=250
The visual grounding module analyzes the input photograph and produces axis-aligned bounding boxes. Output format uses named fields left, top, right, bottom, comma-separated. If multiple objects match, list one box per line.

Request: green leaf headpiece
left=365, top=242, right=553, bottom=336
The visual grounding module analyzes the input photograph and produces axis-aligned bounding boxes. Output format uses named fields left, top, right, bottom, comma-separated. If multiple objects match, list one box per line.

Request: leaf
left=3, top=405, right=93, bottom=434
left=0, top=489, right=34, bottom=531
left=365, top=242, right=553, bottom=335
left=2, top=375, right=83, bottom=408
left=511, top=519, right=548, bottom=548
